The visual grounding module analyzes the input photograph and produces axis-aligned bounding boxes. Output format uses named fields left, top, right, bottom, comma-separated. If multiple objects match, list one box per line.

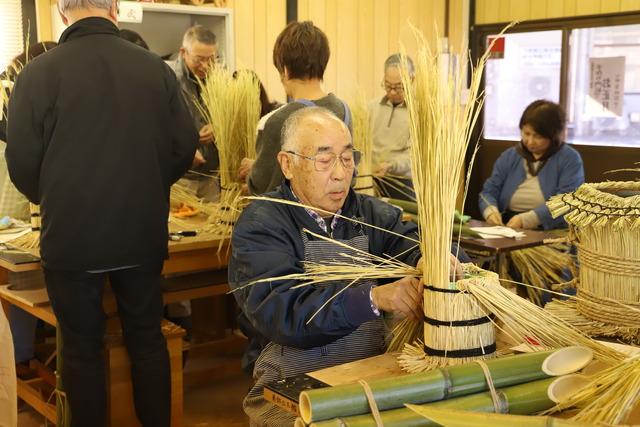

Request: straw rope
left=576, top=288, right=640, bottom=328
left=357, top=380, right=384, bottom=427
left=546, top=299, right=640, bottom=344
left=474, top=359, right=504, bottom=414
left=576, top=241, right=640, bottom=276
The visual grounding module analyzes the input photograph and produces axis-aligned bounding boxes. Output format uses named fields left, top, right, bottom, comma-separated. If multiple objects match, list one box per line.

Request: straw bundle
left=198, top=67, right=261, bottom=237
left=398, top=264, right=498, bottom=371
left=393, top=24, right=507, bottom=370
left=8, top=203, right=40, bottom=250
left=508, top=243, right=575, bottom=306
left=461, top=276, right=625, bottom=365
left=546, top=181, right=640, bottom=340
left=350, top=93, right=374, bottom=196
left=544, top=356, right=640, bottom=425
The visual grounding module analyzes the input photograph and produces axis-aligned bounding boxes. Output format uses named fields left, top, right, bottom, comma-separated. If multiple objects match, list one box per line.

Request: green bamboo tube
left=385, top=198, right=419, bottom=215
left=300, top=350, right=555, bottom=423
left=405, top=406, right=591, bottom=427
left=310, top=377, right=556, bottom=427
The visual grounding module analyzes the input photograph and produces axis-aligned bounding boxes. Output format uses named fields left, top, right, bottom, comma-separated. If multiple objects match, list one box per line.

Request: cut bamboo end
left=542, top=346, right=593, bottom=376
left=294, top=417, right=308, bottom=427
left=547, top=374, right=591, bottom=404
left=299, top=393, right=313, bottom=424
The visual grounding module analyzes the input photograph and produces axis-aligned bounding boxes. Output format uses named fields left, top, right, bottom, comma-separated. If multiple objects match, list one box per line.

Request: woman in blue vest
left=479, top=99, right=584, bottom=230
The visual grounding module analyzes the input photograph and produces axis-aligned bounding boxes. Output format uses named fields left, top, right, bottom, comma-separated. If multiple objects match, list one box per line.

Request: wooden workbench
left=0, top=228, right=233, bottom=427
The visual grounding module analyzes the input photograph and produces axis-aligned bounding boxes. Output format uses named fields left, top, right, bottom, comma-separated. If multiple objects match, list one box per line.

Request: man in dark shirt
left=6, top=1, right=198, bottom=425
left=238, top=21, right=352, bottom=195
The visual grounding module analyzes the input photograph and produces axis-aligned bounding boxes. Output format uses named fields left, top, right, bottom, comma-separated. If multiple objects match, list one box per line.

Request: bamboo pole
left=300, top=349, right=585, bottom=424
left=406, top=406, right=591, bottom=427
left=310, top=377, right=556, bottom=427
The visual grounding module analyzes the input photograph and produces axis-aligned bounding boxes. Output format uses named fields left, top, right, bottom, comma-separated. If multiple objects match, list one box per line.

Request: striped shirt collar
left=290, top=186, right=342, bottom=235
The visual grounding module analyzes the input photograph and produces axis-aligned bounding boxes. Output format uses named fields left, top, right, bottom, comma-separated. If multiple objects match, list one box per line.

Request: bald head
left=281, top=106, right=351, bottom=153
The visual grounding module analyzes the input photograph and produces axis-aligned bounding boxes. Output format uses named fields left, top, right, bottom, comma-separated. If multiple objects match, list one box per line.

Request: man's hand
left=486, top=211, right=504, bottom=226
left=192, top=149, right=206, bottom=168
left=371, top=276, right=423, bottom=320
left=199, top=124, right=214, bottom=144
left=506, top=215, right=523, bottom=230
left=449, top=253, right=464, bottom=282
left=238, top=157, right=254, bottom=180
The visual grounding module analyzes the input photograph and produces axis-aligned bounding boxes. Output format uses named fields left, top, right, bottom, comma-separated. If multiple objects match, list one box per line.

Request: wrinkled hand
left=450, top=253, right=464, bottom=282
left=199, top=124, right=214, bottom=144
left=374, top=162, right=392, bottom=177
left=506, top=215, right=523, bottom=230
left=238, top=157, right=254, bottom=180
left=371, top=276, right=422, bottom=320
left=486, top=212, right=504, bottom=226
left=192, top=150, right=206, bottom=168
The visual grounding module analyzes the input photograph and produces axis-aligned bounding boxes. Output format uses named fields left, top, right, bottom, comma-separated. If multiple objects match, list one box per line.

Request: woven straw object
left=546, top=181, right=640, bottom=342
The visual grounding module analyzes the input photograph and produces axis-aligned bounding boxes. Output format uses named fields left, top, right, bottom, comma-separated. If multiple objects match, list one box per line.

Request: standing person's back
left=7, top=17, right=196, bottom=270
left=6, top=2, right=198, bottom=426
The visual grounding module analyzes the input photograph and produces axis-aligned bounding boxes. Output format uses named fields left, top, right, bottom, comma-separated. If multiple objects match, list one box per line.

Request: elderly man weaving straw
left=229, top=107, right=463, bottom=426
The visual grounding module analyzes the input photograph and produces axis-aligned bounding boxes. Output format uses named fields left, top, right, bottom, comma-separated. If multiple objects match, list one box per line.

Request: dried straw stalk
left=350, top=92, right=374, bottom=196
left=198, top=67, right=261, bottom=237
left=394, top=23, right=512, bottom=370
left=509, top=243, right=575, bottom=306
left=546, top=181, right=640, bottom=338
left=461, top=277, right=625, bottom=365
left=8, top=203, right=40, bottom=250
left=544, top=356, right=640, bottom=425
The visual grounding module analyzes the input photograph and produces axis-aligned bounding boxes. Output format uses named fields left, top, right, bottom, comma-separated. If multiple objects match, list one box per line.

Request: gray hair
left=58, top=0, right=114, bottom=13
left=384, top=53, right=414, bottom=76
left=182, top=25, right=217, bottom=48
left=281, top=107, right=351, bottom=152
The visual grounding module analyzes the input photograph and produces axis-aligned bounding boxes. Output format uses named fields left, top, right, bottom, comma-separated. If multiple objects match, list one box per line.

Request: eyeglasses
left=382, top=81, right=404, bottom=93
left=286, top=150, right=361, bottom=172
left=185, top=50, right=216, bottom=65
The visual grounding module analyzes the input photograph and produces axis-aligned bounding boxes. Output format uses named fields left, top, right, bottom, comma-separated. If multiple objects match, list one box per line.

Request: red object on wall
left=487, top=36, right=505, bottom=59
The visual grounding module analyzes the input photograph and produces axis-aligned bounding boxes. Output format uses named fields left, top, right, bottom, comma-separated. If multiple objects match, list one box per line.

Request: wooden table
left=459, top=220, right=563, bottom=278
left=0, top=230, right=232, bottom=427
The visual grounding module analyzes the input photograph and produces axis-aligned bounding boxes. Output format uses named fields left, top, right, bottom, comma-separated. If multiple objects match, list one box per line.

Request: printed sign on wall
left=587, top=56, right=625, bottom=117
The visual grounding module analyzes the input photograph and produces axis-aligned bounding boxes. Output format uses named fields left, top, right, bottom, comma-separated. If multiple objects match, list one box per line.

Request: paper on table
left=470, top=225, right=526, bottom=240
left=0, top=227, right=31, bottom=244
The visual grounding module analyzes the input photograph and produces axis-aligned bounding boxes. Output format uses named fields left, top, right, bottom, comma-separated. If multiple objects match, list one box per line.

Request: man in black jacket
left=6, top=1, right=198, bottom=426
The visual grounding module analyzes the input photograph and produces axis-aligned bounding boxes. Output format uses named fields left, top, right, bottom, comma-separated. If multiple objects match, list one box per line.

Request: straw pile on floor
left=546, top=181, right=640, bottom=343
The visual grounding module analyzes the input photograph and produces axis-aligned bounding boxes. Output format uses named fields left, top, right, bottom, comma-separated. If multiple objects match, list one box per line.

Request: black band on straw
left=424, top=314, right=493, bottom=327
left=424, top=343, right=497, bottom=358
left=425, top=285, right=462, bottom=294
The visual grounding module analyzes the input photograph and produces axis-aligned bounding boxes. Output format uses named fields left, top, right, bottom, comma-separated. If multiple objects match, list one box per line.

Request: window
left=479, top=17, right=640, bottom=148
left=0, top=0, right=24, bottom=72
left=567, top=24, right=640, bottom=147
left=484, top=31, right=562, bottom=141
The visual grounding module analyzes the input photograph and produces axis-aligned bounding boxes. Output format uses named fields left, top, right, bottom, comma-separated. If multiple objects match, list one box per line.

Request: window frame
left=471, top=11, right=640, bottom=148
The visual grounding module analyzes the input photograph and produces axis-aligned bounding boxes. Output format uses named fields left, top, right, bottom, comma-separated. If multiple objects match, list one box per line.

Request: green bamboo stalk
left=310, top=378, right=556, bottom=427
left=405, top=406, right=591, bottom=427
left=385, top=198, right=419, bottom=215
left=300, top=350, right=556, bottom=423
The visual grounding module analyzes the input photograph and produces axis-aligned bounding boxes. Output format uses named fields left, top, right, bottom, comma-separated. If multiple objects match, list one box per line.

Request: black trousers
left=44, top=263, right=170, bottom=427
